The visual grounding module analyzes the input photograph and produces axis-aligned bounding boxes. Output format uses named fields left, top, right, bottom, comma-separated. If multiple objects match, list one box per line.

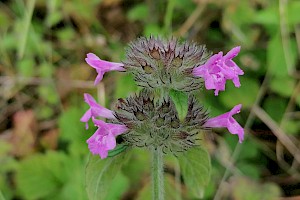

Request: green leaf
left=219, top=76, right=260, bottom=109
left=0, top=11, right=11, bottom=29
left=85, top=153, right=130, bottom=200
left=17, top=58, right=35, bottom=77
left=127, top=4, right=149, bottom=22
left=232, top=138, right=260, bottom=161
left=263, top=96, right=287, bottom=123
left=283, top=120, right=300, bottom=135
left=143, top=24, right=162, bottom=37
left=114, top=74, right=138, bottom=99
left=178, top=146, right=211, bottom=198
left=50, top=156, right=88, bottom=200
left=135, top=173, right=184, bottom=200
left=46, top=11, right=62, bottom=27
left=17, top=0, right=35, bottom=59
left=39, top=63, right=54, bottom=77
left=169, top=89, right=188, bottom=121
left=270, top=76, right=296, bottom=97
left=267, top=33, right=298, bottom=77
left=287, top=1, right=300, bottom=25
left=0, top=190, right=5, bottom=200
left=136, top=182, right=151, bottom=200
left=223, top=130, right=258, bottom=159
left=36, top=105, right=55, bottom=119
left=15, top=151, right=69, bottom=200
left=253, top=4, right=278, bottom=26
left=122, top=148, right=150, bottom=185
left=232, top=177, right=281, bottom=200
left=203, top=178, right=217, bottom=199
left=237, top=163, right=261, bottom=180
left=38, top=85, right=59, bottom=104
left=108, top=144, right=127, bottom=157
left=104, top=172, right=129, bottom=200
left=0, top=141, right=15, bottom=200
left=59, top=107, right=90, bottom=155
left=56, top=27, right=76, bottom=41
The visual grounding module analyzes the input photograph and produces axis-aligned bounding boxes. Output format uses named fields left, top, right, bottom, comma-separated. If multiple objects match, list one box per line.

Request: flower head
left=85, top=53, right=125, bottom=85
left=123, top=37, right=209, bottom=93
left=114, top=90, right=208, bottom=153
left=204, top=104, right=244, bottom=143
left=80, top=93, right=115, bottom=129
left=87, top=119, right=128, bottom=159
left=193, top=46, right=243, bottom=95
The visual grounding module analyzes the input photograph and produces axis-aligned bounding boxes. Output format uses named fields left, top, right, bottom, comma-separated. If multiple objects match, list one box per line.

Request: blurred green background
left=0, top=0, right=300, bottom=199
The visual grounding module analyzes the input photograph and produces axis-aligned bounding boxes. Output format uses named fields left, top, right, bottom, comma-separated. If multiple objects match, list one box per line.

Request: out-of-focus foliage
left=0, top=0, right=300, bottom=199
left=85, top=152, right=130, bottom=200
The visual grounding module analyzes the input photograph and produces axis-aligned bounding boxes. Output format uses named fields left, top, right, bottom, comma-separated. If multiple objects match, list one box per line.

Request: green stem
left=163, top=0, right=175, bottom=35
left=151, top=147, right=164, bottom=200
left=174, top=158, right=182, bottom=200
left=18, top=0, right=36, bottom=59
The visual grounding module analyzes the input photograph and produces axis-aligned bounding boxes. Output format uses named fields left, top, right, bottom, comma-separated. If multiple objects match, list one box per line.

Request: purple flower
left=193, top=46, right=243, bottom=95
left=85, top=53, right=125, bottom=85
left=204, top=104, right=244, bottom=143
left=87, top=119, right=128, bottom=159
left=80, top=93, right=115, bottom=129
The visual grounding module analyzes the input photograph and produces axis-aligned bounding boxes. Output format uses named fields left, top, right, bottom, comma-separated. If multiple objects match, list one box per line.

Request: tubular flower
left=85, top=53, right=125, bottom=85
left=87, top=119, right=128, bottom=159
left=204, top=104, right=244, bottom=143
left=80, top=93, right=115, bottom=129
left=193, top=46, right=243, bottom=95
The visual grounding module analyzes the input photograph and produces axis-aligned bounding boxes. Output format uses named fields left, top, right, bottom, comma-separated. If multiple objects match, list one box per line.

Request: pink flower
left=85, top=53, right=125, bottom=85
left=193, top=46, right=243, bottom=95
left=87, top=119, right=128, bottom=159
left=204, top=104, right=244, bottom=143
left=80, top=93, right=115, bottom=129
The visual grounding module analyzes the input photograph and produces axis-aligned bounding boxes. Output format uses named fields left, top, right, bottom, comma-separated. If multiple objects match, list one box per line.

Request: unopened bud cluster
left=124, top=37, right=210, bottom=92
left=112, top=90, right=208, bottom=154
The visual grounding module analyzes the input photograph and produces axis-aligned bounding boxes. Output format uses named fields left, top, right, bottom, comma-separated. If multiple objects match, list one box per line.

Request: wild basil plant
left=81, top=37, right=244, bottom=200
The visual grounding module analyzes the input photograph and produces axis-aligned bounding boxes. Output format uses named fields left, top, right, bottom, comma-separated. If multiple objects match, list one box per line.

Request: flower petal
left=104, top=133, right=117, bottom=150
left=80, top=108, right=91, bottom=123
left=86, top=53, right=100, bottom=60
left=92, top=119, right=128, bottom=136
left=228, top=118, right=244, bottom=143
left=204, top=104, right=244, bottom=143
left=86, top=119, right=127, bottom=159
left=223, top=46, right=240, bottom=60
left=94, top=71, right=104, bottom=85
left=206, top=52, right=222, bottom=66
left=85, top=53, right=125, bottom=84
left=192, top=65, right=206, bottom=77
left=87, top=133, right=104, bottom=155
left=99, top=149, right=109, bottom=159
left=84, top=93, right=115, bottom=119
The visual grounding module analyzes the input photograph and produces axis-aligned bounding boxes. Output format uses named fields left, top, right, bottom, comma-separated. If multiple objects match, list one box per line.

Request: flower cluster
left=81, top=36, right=245, bottom=159
left=192, top=46, right=244, bottom=95
left=123, top=37, right=208, bottom=92
left=114, top=91, right=208, bottom=154
left=80, top=94, right=128, bottom=158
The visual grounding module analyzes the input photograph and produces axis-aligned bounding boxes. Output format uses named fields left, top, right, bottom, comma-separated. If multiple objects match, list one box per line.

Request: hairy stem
left=151, top=147, right=164, bottom=200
